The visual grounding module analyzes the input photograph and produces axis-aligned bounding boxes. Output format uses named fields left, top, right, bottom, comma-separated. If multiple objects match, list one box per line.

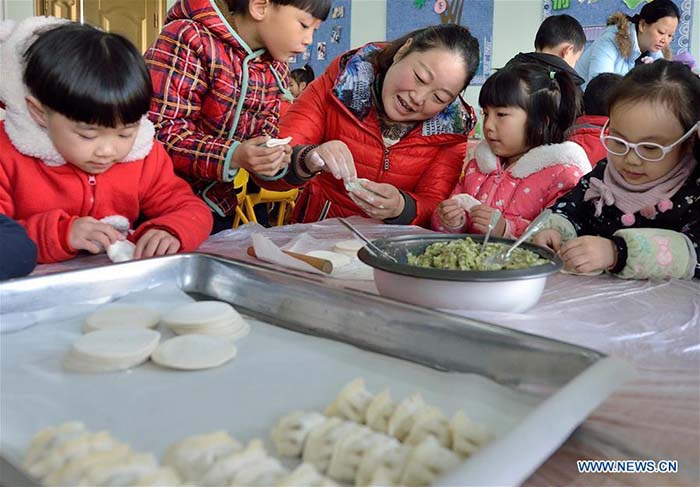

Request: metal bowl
left=358, top=234, right=562, bottom=312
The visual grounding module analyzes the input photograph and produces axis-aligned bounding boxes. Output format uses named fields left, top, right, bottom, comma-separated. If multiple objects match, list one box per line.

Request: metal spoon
left=338, top=218, right=398, bottom=263
left=484, top=209, right=552, bottom=268
left=479, top=209, right=502, bottom=257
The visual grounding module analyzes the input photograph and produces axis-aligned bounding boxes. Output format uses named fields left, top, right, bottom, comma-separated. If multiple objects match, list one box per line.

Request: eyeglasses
left=599, top=120, right=700, bottom=162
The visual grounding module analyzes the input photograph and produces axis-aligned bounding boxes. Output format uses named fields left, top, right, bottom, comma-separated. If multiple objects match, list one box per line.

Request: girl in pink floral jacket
left=432, top=63, right=591, bottom=238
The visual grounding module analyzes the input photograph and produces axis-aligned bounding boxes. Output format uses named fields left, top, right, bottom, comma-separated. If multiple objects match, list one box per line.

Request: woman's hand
left=437, top=199, right=466, bottom=229
left=306, top=141, right=357, bottom=180
left=532, top=229, right=563, bottom=252
left=233, top=136, right=291, bottom=177
left=69, top=217, right=125, bottom=254
left=559, top=236, right=617, bottom=274
left=134, top=229, right=181, bottom=259
left=469, top=205, right=506, bottom=236
left=348, top=180, right=405, bottom=220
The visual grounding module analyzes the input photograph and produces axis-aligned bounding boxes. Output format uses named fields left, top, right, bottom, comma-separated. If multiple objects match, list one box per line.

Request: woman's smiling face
left=381, top=44, right=467, bottom=123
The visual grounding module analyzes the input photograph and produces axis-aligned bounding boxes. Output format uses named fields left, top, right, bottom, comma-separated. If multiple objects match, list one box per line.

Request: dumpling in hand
left=404, top=406, right=451, bottom=449
left=163, top=431, right=241, bottom=483
left=327, top=425, right=386, bottom=482
left=271, top=410, right=326, bottom=457
left=365, top=390, right=396, bottom=434
left=355, top=442, right=409, bottom=487
left=399, top=436, right=461, bottom=487
left=386, top=394, right=425, bottom=441
left=325, top=378, right=374, bottom=423
left=449, top=410, right=491, bottom=457
left=303, top=418, right=359, bottom=474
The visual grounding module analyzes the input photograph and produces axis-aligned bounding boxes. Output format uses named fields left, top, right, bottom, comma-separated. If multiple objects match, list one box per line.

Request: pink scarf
left=584, top=155, right=696, bottom=218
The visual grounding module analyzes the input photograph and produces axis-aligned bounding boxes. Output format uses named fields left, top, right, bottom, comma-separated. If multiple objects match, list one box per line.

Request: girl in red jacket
left=432, top=63, right=591, bottom=238
left=0, top=19, right=213, bottom=264
left=257, top=24, right=479, bottom=227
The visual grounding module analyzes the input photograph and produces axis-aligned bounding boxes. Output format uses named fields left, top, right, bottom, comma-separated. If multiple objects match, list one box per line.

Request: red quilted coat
left=257, top=44, right=476, bottom=227
left=569, top=115, right=609, bottom=168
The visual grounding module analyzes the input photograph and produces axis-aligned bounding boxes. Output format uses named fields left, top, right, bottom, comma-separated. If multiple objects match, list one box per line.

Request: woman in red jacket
left=257, top=24, right=479, bottom=227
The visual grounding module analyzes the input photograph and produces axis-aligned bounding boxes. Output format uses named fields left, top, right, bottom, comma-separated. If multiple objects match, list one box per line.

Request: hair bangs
left=24, top=24, right=152, bottom=128
left=274, top=0, right=331, bottom=20
left=479, top=68, right=529, bottom=110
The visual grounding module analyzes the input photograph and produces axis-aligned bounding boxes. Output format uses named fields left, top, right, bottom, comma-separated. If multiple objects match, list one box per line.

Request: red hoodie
left=569, top=114, right=609, bottom=168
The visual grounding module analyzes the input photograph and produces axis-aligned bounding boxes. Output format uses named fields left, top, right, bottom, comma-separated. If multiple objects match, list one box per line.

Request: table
left=31, top=217, right=700, bottom=485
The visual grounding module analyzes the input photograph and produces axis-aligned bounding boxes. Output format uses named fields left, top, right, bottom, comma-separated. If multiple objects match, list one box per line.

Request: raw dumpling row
left=325, top=378, right=491, bottom=456
left=271, top=411, right=462, bottom=487
left=22, top=422, right=180, bottom=487
left=163, top=430, right=338, bottom=486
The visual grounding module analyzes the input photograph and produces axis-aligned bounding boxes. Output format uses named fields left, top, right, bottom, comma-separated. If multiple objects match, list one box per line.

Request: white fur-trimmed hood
left=474, top=140, right=592, bottom=179
left=0, top=17, right=154, bottom=166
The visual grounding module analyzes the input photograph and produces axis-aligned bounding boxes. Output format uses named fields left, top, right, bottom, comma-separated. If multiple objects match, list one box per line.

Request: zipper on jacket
left=383, top=148, right=390, bottom=172
left=87, top=175, right=96, bottom=212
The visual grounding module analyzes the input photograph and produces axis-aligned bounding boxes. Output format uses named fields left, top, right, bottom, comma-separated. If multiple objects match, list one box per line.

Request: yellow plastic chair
left=232, top=169, right=251, bottom=229
left=244, top=187, right=299, bottom=227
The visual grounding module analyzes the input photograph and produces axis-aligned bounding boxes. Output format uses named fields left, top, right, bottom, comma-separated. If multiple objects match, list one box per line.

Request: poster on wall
left=543, top=0, right=694, bottom=56
left=287, top=0, right=351, bottom=78
left=386, top=0, right=494, bottom=85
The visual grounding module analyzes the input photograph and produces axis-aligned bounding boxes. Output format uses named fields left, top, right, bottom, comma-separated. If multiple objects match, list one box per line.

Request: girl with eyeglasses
left=533, top=60, right=700, bottom=279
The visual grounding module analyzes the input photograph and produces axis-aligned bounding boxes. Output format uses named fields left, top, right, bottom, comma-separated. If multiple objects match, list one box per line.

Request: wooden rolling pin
left=246, top=246, right=333, bottom=274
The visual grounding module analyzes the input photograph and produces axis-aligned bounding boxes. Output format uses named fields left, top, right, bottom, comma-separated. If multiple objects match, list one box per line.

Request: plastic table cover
left=29, top=217, right=700, bottom=485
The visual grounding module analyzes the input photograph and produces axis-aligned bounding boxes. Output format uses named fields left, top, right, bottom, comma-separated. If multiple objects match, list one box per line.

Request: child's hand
left=437, top=199, right=466, bottom=229
left=470, top=205, right=506, bottom=236
left=306, top=141, right=357, bottom=180
left=233, top=136, right=291, bottom=177
left=134, top=229, right=181, bottom=259
left=69, top=217, right=125, bottom=254
left=532, top=229, right=563, bottom=252
left=348, top=180, right=404, bottom=220
left=559, top=236, right=617, bottom=274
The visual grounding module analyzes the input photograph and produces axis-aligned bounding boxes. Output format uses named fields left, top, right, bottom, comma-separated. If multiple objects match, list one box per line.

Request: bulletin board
left=386, top=0, right=494, bottom=85
left=287, top=0, right=351, bottom=78
left=543, top=0, right=695, bottom=55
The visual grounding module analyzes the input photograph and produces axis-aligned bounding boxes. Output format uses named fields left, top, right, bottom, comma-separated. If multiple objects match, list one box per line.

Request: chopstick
left=246, top=247, right=333, bottom=274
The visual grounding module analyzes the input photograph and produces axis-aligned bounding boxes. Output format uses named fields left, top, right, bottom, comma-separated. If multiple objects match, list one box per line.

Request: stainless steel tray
left=0, top=253, right=634, bottom=486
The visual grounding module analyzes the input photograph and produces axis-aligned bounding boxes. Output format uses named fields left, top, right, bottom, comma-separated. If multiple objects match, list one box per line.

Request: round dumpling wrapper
left=152, top=334, right=237, bottom=370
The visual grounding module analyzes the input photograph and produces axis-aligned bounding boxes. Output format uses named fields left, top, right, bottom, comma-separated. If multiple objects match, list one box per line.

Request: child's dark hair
left=479, top=63, right=581, bottom=146
left=290, top=64, right=315, bottom=85
left=23, top=23, right=151, bottom=128
left=628, top=0, right=680, bottom=27
left=226, top=0, right=330, bottom=20
left=608, top=60, right=700, bottom=161
left=535, top=15, right=586, bottom=53
left=371, top=24, right=480, bottom=91
left=583, top=73, right=623, bottom=116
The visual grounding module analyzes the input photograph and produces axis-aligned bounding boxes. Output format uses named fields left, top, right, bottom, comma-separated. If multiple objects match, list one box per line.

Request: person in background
left=432, top=63, right=591, bottom=238
left=504, top=14, right=586, bottom=86
left=254, top=24, right=479, bottom=227
left=569, top=72, right=623, bottom=167
left=533, top=60, right=699, bottom=279
left=577, top=0, right=680, bottom=86
left=145, top=0, right=330, bottom=234
left=280, top=63, right=316, bottom=117
left=0, top=20, right=212, bottom=264
left=0, top=214, right=37, bottom=279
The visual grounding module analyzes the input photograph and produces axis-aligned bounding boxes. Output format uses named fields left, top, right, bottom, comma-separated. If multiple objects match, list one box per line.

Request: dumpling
left=198, top=439, right=266, bottom=487
left=386, top=394, right=425, bottom=441
left=43, top=442, right=132, bottom=487
left=355, top=442, right=409, bottom=487
left=271, top=410, right=326, bottom=457
left=162, top=431, right=241, bottom=483
left=276, top=463, right=339, bottom=487
left=303, top=417, right=359, bottom=473
left=24, top=422, right=87, bottom=471
left=365, top=390, right=396, bottom=434
left=449, top=410, right=491, bottom=457
left=404, top=406, right=451, bottom=449
left=399, top=436, right=461, bottom=487
left=325, top=378, right=374, bottom=423
left=231, top=456, right=287, bottom=486
left=28, top=430, right=117, bottom=480
left=132, top=466, right=182, bottom=487
left=367, top=466, right=398, bottom=487
left=326, top=425, right=382, bottom=482
left=76, top=452, right=159, bottom=487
